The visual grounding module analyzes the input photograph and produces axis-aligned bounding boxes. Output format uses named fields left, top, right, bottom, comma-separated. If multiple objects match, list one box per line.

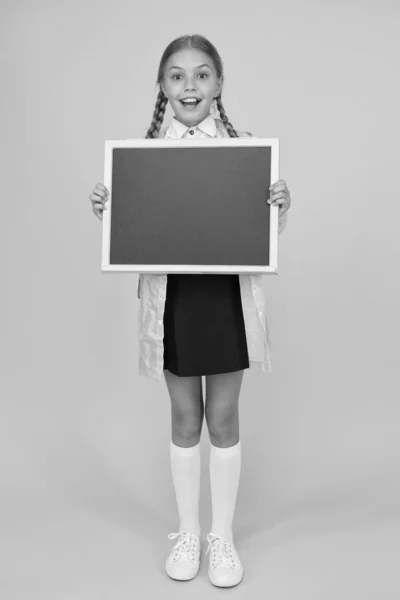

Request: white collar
left=166, top=113, right=217, bottom=139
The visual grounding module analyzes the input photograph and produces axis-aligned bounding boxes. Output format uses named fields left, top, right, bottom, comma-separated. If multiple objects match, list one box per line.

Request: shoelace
left=168, top=531, right=199, bottom=564
left=205, top=533, right=237, bottom=570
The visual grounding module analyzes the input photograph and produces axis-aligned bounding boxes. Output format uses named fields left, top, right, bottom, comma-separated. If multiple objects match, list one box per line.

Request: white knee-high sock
left=209, top=440, right=242, bottom=543
left=170, top=441, right=201, bottom=537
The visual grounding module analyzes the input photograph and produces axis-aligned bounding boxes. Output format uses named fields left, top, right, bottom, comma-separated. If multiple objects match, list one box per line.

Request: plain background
left=1, top=0, right=399, bottom=598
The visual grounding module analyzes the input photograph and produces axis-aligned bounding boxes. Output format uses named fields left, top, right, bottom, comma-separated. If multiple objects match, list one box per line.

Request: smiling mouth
left=180, top=99, right=202, bottom=108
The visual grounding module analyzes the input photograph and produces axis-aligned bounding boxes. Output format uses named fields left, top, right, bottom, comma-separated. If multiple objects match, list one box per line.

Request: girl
left=90, top=34, right=291, bottom=588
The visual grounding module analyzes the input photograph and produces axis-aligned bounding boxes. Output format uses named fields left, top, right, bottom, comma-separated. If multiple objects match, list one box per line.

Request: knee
left=205, top=407, right=238, bottom=443
left=172, top=411, right=204, bottom=445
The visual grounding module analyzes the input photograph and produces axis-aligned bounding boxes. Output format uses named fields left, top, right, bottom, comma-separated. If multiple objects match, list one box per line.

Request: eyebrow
left=168, top=63, right=212, bottom=71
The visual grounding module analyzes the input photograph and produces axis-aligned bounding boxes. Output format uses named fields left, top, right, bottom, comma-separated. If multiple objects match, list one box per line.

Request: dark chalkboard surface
left=102, top=137, right=279, bottom=274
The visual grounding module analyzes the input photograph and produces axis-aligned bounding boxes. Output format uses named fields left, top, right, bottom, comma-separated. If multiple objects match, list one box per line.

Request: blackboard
left=102, top=137, right=279, bottom=274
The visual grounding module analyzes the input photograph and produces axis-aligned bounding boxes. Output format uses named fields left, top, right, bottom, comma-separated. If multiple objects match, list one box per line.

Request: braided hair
left=145, top=34, right=239, bottom=139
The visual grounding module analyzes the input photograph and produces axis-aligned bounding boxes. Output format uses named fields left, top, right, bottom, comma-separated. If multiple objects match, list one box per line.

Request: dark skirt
left=163, top=274, right=250, bottom=377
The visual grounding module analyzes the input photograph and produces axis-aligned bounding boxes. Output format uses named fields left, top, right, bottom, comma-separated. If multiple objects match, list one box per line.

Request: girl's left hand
left=267, top=179, right=291, bottom=217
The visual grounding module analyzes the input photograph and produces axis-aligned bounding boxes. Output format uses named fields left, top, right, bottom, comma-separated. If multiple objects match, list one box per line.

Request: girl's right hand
left=90, top=183, right=109, bottom=221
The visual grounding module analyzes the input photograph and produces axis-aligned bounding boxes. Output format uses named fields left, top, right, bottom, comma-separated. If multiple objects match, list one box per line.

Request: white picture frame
left=102, top=136, right=279, bottom=274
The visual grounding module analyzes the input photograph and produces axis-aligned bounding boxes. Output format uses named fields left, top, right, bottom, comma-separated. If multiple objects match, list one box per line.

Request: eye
left=171, top=72, right=209, bottom=80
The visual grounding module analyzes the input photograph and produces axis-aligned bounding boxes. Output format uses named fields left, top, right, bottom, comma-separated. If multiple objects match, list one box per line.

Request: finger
left=90, top=194, right=107, bottom=204
left=269, top=190, right=286, bottom=199
left=269, top=184, right=287, bottom=195
left=94, top=187, right=106, bottom=198
left=94, top=185, right=109, bottom=197
left=93, top=208, right=103, bottom=220
left=268, top=191, right=286, bottom=203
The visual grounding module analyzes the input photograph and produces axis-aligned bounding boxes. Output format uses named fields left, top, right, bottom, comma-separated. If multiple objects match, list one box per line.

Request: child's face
left=161, top=49, right=223, bottom=127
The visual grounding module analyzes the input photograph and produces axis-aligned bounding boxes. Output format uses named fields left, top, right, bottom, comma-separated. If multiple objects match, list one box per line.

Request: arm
left=278, top=210, right=288, bottom=235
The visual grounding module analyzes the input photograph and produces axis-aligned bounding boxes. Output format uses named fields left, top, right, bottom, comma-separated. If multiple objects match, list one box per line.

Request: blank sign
left=102, top=136, right=280, bottom=274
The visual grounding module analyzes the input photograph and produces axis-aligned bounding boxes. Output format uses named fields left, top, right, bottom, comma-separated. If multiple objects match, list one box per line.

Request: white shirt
left=165, top=113, right=222, bottom=139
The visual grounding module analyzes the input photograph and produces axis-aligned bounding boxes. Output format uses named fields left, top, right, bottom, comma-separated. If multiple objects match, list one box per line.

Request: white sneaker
left=165, top=530, right=201, bottom=581
left=206, top=532, right=244, bottom=587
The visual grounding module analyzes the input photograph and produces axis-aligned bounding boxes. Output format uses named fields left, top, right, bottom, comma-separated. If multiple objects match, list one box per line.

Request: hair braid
left=145, top=89, right=169, bottom=139
left=215, top=95, right=239, bottom=138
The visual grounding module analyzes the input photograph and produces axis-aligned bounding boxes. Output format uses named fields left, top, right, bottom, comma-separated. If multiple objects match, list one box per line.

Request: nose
left=183, top=75, right=197, bottom=92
